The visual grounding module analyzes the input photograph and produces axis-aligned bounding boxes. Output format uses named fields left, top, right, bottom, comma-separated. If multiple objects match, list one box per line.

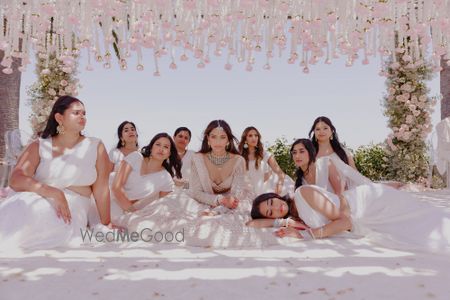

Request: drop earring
left=56, top=124, right=65, bottom=135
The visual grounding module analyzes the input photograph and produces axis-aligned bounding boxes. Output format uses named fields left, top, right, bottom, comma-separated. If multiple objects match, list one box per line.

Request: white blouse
left=111, top=152, right=175, bottom=219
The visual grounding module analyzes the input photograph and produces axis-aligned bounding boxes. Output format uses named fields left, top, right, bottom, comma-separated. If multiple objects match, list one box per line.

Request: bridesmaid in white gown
left=111, top=133, right=181, bottom=222
left=117, top=120, right=288, bottom=248
left=250, top=139, right=450, bottom=255
left=238, top=126, right=295, bottom=197
left=0, top=96, right=111, bottom=251
left=108, top=121, right=139, bottom=172
left=172, top=127, right=194, bottom=189
left=309, top=116, right=403, bottom=189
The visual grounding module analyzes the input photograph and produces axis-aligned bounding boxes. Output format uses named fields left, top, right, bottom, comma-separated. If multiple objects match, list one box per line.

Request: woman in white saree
left=118, top=120, right=290, bottom=248
left=110, top=133, right=181, bottom=221
left=0, top=96, right=111, bottom=251
left=250, top=139, right=450, bottom=255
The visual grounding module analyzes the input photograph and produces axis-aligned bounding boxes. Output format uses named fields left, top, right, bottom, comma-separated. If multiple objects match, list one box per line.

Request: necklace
left=207, top=151, right=230, bottom=166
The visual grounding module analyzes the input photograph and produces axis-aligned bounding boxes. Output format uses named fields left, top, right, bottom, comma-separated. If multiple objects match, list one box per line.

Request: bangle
left=318, top=227, right=324, bottom=239
left=285, top=217, right=292, bottom=227
left=273, top=218, right=283, bottom=227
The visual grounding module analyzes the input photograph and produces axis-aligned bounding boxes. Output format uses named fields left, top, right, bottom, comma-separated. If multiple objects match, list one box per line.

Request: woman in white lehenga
left=119, top=120, right=290, bottom=248
left=111, top=133, right=181, bottom=221
left=0, top=96, right=111, bottom=251
left=238, top=126, right=295, bottom=197
left=250, top=139, right=450, bottom=255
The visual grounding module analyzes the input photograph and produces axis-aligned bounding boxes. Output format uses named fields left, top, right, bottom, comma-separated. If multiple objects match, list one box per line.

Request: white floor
left=1, top=189, right=449, bottom=300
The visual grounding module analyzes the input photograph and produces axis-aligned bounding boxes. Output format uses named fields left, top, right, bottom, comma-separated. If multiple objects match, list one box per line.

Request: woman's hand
left=287, top=219, right=309, bottom=230
left=220, top=196, right=239, bottom=209
left=123, top=201, right=137, bottom=213
left=173, top=177, right=187, bottom=187
left=274, top=227, right=303, bottom=239
left=46, top=188, right=72, bottom=224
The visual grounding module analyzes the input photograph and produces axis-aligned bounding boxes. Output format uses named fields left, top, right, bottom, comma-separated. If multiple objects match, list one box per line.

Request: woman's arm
left=247, top=218, right=308, bottom=229
left=246, top=219, right=277, bottom=228
left=267, top=155, right=286, bottom=194
left=159, top=191, right=171, bottom=198
left=92, top=142, right=112, bottom=225
left=188, top=157, right=218, bottom=206
left=298, top=186, right=352, bottom=238
left=9, top=140, right=72, bottom=223
left=111, top=160, right=135, bottom=212
left=328, top=160, right=345, bottom=195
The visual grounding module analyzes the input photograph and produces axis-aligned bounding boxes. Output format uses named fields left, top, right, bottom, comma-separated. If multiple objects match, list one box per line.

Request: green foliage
left=267, top=137, right=296, bottom=178
left=354, top=144, right=390, bottom=181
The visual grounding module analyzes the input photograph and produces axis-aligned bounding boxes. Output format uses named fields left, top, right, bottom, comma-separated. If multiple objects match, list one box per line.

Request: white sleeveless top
left=120, top=152, right=174, bottom=205
left=34, top=137, right=100, bottom=189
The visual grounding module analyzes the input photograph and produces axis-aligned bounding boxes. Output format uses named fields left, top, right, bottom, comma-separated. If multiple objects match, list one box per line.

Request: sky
left=18, top=50, right=441, bottom=152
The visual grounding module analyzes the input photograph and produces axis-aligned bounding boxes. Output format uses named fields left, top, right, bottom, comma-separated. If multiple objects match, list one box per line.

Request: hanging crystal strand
left=372, top=24, right=377, bottom=60
left=94, top=20, right=102, bottom=63
left=85, top=47, right=93, bottom=71
left=153, top=48, right=160, bottom=75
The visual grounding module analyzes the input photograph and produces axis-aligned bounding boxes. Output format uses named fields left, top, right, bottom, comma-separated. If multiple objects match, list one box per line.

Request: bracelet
left=274, top=217, right=291, bottom=228
left=318, top=227, right=324, bottom=239
left=307, top=228, right=315, bottom=240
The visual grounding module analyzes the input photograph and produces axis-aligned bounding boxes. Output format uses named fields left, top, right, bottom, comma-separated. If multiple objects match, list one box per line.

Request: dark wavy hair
left=239, top=126, right=264, bottom=171
left=198, top=120, right=240, bottom=154
left=308, top=116, right=349, bottom=165
left=141, top=133, right=182, bottom=178
left=173, top=127, right=192, bottom=141
left=291, top=139, right=317, bottom=189
left=116, top=121, right=138, bottom=149
left=41, top=96, right=84, bottom=138
left=251, top=193, right=294, bottom=220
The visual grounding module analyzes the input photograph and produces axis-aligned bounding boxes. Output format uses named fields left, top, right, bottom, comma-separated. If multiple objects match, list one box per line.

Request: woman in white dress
left=0, top=96, right=111, bottom=251
left=238, top=126, right=295, bottom=197
left=108, top=121, right=139, bottom=172
left=111, top=133, right=181, bottom=222
left=250, top=139, right=450, bottom=255
left=172, top=127, right=194, bottom=189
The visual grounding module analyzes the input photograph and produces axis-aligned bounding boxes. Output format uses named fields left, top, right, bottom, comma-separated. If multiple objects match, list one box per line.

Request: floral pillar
left=383, top=50, right=436, bottom=183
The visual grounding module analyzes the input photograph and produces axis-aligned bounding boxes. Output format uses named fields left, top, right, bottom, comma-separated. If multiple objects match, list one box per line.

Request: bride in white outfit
left=0, top=96, right=111, bottom=251
left=250, top=139, right=450, bottom=255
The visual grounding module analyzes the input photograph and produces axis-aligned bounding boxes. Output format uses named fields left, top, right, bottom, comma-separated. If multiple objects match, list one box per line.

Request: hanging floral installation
left=1, top=0, right=450, bottom=76
left=27, top=54, right=79, bottom=135
left=383, top=44, right=437, bottom=183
